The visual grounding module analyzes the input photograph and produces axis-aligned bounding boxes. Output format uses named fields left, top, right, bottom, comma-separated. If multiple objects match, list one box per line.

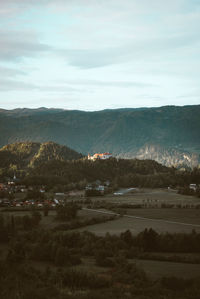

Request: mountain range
left=0, top=105, right=200, bottom=168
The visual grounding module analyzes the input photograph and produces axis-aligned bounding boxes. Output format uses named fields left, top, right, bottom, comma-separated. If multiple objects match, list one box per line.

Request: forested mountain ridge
left=0, top=105, right=200, bottom=167
left=0, top=141, right=83, bottom=169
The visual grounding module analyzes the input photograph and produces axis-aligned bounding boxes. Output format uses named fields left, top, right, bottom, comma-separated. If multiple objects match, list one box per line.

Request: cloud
left=0, top=0, right=199, bottom=109
left=0, top=73, right=151, bottom=92
left=64, top=79, right=153, bottom=88
left=59, top=32, right=200, bottom=69
left=0, top=0, right=49, bottom=15
left=0, top=66, right=32, bottom=91
left=0, top=70, right=83, bottom=92
left=0, top=79, right=85, bottom=92
left=0, top=30, right=51, bottom=62
left=0, top=79, right=37, bottom=91
left=0, top=66, right=26, bottom=78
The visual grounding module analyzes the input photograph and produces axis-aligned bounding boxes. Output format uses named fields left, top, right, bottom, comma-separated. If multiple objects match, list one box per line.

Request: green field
left=101, top=188, right=200, bottom=206
left=74, top=256, right=200, bottom=280
left=133, top=259, right=200, bottom=279
left=2, top=188, right=200, bottom=235
left=77, top=189, right=200, bottom=235
left=78, top=213, right=200, bottom=235
left=122, top=208, right=200, bottom=224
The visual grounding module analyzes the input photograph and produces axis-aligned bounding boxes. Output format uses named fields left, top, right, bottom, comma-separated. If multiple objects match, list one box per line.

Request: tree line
left=1, top=208, right=200, bottom=299
left=15, top=158, right=200, bottom=191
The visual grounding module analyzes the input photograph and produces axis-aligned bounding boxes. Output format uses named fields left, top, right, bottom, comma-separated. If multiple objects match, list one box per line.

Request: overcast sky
left=0, top=0, right=200, bottom=110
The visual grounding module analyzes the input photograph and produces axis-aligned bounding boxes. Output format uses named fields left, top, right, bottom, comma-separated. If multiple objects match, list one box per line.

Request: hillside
left=0, top=141, right=83, bottom=170
left=118, top=144, right=200, bottom=169
left=0, top=105, right=200, bottom=167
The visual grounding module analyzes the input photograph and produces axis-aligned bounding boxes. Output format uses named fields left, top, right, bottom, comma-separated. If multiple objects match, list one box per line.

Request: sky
left=0, top=0, right=200, bottom=111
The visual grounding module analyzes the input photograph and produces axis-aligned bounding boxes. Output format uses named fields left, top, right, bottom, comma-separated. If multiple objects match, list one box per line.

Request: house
left=85, top=181, right=105, bottom=195
left=88, top=152, right=112, bottom=160
left=0, top=183, right=5, bottom=191
left=189, top=184, right=197, bottom=191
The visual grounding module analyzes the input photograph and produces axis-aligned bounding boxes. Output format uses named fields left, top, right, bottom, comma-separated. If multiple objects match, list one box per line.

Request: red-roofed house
left=88, top=152, right=112, bottom=160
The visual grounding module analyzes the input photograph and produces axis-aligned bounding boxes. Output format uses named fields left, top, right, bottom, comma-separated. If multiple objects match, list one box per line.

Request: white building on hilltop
left=88, top=152, right=112, bottom=161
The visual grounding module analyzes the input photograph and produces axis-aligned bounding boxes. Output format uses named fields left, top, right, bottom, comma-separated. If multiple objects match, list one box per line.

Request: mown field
left=77, top=189, right=200, bottom=235
left=132, top=259, right=200, bottom=279
left=2, top=205, right=200, bottom=234
left=2, top=188, right=200, bottom=234
left=121, top=208, right=200, bottom=224
left=101, top=188, right=200, bottom=206
left=78, top=213, right=200, bottom=235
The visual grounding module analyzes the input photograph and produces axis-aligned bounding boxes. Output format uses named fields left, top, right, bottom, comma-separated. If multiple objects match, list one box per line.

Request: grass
left=133, top=259, right=200, bottom=279
left=121, top=208, right=200, bottom=225
left=77, top=213, right=200, bottom=235
left=2, top=188, right=200, bottom=234
left=77, top=256, right=200, bottom=279
left=88, top=188, right=199, bottom=204
left=0, top=207, right=116, bottom=230
left=74, top=189, right=200, bottom=235
left=29, top=255, right=200, bottom=280
left=101, top=188, right=200, bottom=206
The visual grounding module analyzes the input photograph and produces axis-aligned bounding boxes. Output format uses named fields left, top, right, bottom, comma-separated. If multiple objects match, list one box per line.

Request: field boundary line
left=82, top=208, right=200, bottom=228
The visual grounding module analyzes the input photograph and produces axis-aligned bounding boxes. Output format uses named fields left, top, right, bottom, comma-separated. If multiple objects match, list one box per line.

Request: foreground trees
left=56, top=203, right=79, bottom=221
left=0, top=220, right=200, bottom=298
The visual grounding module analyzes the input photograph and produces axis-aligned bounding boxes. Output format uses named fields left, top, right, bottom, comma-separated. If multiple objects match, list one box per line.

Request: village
left=0, top=175, right=110, bottom=209
left=0, top=152, right=199, bottom=210
left=0, top=175, right=199, bottom=210
left=0, top=152, right=112, bottom=208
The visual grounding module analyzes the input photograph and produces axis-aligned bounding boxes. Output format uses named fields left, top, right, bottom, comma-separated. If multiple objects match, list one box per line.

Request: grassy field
left=133, top=259, right=200, bottom=279
left=3, top=206, right=200, bottom=234
left=121, top=208, right=200, bottom=225
left=1, top=189, right=200, bottom=288
left=1, top=188, right=200, bottom=234
left=101, top=188, right=200, bottom=206
left=74, top=256, right=200, bottom=280
left=25, top=255, right=200, bottom=280
left=73, top=189, right=200, bottom=235
left=0, top=208, right=116, bottom=230
left=77, top=214, right=200, bottom=235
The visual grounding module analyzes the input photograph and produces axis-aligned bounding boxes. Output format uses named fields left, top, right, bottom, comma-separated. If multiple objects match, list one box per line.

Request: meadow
left=76, top=188, right=200, bottom=235
left=99, top=188, right=200, bottom=206
left=1, top=188, right=200, bottom=298
left=73, top=256, right=200, bottom=280
left=2, top=188, right=200, bottom=234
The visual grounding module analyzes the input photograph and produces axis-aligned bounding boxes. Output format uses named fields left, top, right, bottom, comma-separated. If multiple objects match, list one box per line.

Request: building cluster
left=0, top=178, right=58, bottom=208
left=88, top=152, right=112, bottom=161
left=189, top=184, right=198, bottom=191
left=85, top=180, right=110, bottom=194
left=0, top=178, right=85, bottom=208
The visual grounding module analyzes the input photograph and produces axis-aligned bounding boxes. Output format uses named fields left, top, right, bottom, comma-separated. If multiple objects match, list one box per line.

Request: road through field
left=82, top=208, right=200, bottom=228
